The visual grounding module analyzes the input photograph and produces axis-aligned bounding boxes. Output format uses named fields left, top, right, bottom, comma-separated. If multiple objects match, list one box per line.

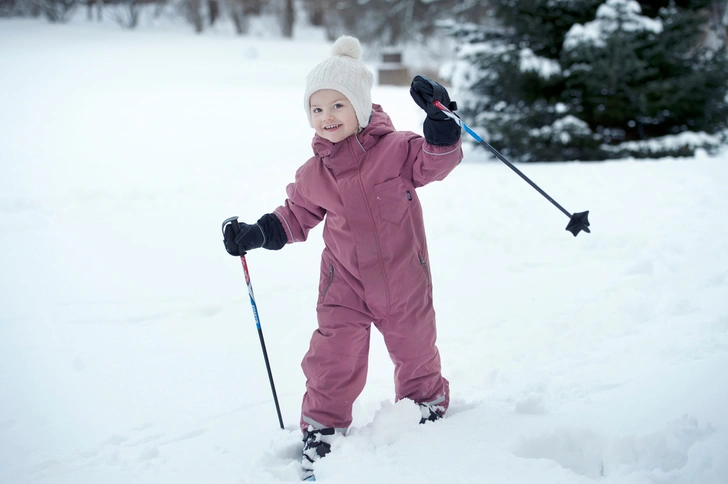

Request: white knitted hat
left=304, top=36, right=374, bottom=129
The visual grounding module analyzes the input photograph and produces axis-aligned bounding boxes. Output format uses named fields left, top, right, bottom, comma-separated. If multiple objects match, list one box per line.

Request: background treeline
left=0, top=0, right=476, bottom=38
left=3, top=0, right=727, bottom=161
left=0, top=0, right=271, bottom=33
left=447, top=0, right=728, bottom=161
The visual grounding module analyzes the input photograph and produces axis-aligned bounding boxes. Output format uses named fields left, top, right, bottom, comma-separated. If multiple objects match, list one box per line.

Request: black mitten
left=410, top=75, right=461, bottom=146
left=223, top=218, right=264, bottom=256
left=222, top=214, right=287, bottom=256
left=410, top=75, right=457, bottom=121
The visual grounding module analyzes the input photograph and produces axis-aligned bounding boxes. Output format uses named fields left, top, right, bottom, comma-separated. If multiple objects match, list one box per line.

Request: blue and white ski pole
left=434, top=100, right=591, bottom=237
left=222, top=215, right=285, bottom=429
left=238, top=253, right=284, bottom=429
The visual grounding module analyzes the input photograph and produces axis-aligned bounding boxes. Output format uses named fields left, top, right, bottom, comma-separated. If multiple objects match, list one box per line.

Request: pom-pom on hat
left=304, top=35, right=374, bottom=129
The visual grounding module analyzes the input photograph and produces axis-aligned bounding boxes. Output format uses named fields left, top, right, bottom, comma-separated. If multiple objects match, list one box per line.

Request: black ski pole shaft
left=240, top=254, right=284, bottom=429
left=434, top=100, right=590, bottom=236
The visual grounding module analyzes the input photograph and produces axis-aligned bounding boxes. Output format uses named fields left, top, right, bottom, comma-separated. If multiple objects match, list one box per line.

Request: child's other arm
left=222, top=213, right=287, bottom=257
left=272, top=164, right=327, bottom=244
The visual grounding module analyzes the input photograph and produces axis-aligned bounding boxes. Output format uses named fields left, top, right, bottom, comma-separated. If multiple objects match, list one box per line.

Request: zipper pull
left=407, top=191, right=412, bottom=200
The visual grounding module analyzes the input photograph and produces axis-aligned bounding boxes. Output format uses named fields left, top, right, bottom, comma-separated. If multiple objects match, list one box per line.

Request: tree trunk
left=723, top=0, right=728, bottom=45
left=208, top=0, right=219, bottom=25
left=281, top=0, right=294, bottom=38
left=230, top=0, right=247, bottom=34
left=189, top=0, right=203, bottom=33
left=308, top=1, right=324, bottom=26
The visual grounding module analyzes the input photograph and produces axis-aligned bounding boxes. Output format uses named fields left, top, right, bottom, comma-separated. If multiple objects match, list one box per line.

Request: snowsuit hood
left=311, top=104, right=393, bottom=159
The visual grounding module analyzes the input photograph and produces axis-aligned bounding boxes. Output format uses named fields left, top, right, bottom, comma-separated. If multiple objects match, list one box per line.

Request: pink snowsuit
left=273, top=105, right=463, bottom=431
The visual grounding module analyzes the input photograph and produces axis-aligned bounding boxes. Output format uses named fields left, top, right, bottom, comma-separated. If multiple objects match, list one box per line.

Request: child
left=223, top=35, right=462, bottom=480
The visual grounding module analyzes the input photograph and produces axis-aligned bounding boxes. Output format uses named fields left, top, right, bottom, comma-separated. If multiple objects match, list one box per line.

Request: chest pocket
left=375, top=175, right=409, bottom=225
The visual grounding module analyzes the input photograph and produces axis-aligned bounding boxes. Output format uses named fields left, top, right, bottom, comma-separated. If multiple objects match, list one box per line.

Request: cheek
left=346, top=115, right=358, bottom=133
left=348, top=112, right=359, bottom=127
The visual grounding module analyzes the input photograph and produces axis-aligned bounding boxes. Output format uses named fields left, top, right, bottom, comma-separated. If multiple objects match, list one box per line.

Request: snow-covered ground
left=1, top=15, right=727, bottom=484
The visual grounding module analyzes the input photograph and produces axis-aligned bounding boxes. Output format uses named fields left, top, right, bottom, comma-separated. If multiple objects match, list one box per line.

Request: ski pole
left=434, top=100, right=591, bottom=237
left=222, top=216, right=284, bottom=429
left=239, top=253, right=284, bottom=429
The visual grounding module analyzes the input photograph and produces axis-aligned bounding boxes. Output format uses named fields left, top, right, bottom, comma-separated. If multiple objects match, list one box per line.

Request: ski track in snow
left=1, top=13, right=728, bottom=484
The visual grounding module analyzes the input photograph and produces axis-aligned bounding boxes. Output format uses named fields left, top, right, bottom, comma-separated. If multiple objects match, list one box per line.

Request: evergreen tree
left=449, top=0, right=728, bottom=161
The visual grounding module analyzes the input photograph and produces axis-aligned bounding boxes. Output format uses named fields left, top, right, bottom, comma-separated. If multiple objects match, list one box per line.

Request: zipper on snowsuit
left=350, top=137, right=391, bottom=313
left=419, top=255, right=431, bottom=288
left=321, top=264, right=334, bottom=300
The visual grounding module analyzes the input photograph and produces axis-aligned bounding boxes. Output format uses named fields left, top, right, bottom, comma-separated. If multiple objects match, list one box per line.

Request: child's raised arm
left=410, top=75, right=461, bottom=147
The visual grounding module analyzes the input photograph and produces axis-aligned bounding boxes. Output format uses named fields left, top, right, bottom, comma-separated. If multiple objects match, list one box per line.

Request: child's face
left=309, top=89, right=359, bottom=143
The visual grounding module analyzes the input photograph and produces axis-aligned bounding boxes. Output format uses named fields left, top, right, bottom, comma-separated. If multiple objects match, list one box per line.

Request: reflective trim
left=423, top=140, right=462, bottom=156
left=274, top=210, right=295, bottom=243
left=355, top=134, right=367, bottom=153
left=302, top=415, right=346, bottom=433
left=423, top=394, right=446, bottom=406
left=254, top=223, right=266, bottom=248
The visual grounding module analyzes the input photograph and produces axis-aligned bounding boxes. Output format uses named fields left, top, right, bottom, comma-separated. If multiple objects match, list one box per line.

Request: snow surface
left=2, top=15, right=728, bottom=484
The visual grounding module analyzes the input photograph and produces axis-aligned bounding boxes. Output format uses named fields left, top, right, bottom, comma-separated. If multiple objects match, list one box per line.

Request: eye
left=312, top=107, right=322, bottom=114
left=333, top=103, right=344, bottom=109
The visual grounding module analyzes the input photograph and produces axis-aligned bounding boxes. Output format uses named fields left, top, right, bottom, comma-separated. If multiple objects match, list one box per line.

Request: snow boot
left=418, top=402, right=444, bottom=424
left=301, top=427, right=335, bottom=481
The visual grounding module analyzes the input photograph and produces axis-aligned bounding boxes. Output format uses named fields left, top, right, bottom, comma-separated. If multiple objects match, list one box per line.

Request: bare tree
left=108, top=0, right=141, bottom=28
left=184, top=0, right=203, bottom=32
left=715, top=0, right=728, bottom=45
left=0, top=0, right=33, bottom=16
left=207, top=0, right=218, bottom=25
left=84, top=0, right=102, bottom=21
left=229, top=0, right=247, bottom=34
left=280, top=0, right=294, bottom=38
left=31, top=0, right=78, bottom=22
left=305, top=0, right=325, bottom=27
left=228, top=0, right=260, bottom=35
left=306, top=0, right=481, bottom=45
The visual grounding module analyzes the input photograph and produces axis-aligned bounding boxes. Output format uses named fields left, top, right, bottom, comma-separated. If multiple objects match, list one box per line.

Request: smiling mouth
left=324, top=124, right=342, bottom=131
